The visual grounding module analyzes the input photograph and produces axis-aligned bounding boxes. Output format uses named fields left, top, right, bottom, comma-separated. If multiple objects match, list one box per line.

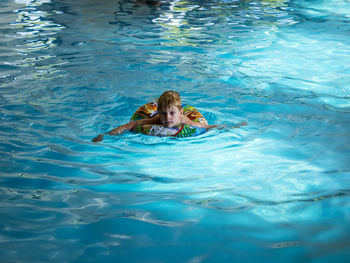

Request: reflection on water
left=1, top=0, right=65, bottom=82
left=13, top=3, right=63, bottom=52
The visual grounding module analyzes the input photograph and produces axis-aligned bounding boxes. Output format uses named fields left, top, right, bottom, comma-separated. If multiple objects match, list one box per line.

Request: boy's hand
left=92, top=134, right=104, bottom=143
left=217, top=122, right=247, bottom=130
left=234, top=121, right=247, bottom=128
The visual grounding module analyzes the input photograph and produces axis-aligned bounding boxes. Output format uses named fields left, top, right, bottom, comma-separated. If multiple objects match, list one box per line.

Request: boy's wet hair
left=157, top=91, right=182, bottom=111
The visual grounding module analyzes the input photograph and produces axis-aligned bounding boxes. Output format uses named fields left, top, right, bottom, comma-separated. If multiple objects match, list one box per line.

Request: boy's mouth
left=165, top=121, right=173, bottom=127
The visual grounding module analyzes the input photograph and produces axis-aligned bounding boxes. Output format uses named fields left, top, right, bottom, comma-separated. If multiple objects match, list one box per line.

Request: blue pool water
left=1, top=0, right=350, bottom=262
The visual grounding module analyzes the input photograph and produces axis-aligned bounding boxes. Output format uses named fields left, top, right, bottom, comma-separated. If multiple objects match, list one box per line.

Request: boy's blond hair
left=157, top=91, right=182, bottom=111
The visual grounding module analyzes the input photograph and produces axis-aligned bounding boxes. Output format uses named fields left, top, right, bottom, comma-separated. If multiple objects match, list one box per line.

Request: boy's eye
left=160, top=111, right=175, bottom=115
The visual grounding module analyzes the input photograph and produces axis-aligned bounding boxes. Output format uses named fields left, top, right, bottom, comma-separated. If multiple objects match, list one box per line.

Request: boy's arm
left=92, top=115, right=160, bottom=142
left=182, top=116, right=247, bottom=130
left=181, top=116, right=218, bottom=129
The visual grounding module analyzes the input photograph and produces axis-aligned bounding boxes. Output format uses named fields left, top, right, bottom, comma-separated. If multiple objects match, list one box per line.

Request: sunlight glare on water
left=1, top=0, right=350, bottom=262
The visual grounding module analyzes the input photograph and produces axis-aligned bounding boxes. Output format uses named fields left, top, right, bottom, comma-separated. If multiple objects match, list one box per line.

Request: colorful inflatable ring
left=130, top=101, right=208, bottom=137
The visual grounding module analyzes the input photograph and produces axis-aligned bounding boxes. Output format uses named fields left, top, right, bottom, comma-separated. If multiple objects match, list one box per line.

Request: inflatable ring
left=130, top=101, right=208, bottom=137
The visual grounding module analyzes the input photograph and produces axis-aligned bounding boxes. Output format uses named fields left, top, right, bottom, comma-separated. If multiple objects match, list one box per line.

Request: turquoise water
left=1, top=0, right=350, bottom=262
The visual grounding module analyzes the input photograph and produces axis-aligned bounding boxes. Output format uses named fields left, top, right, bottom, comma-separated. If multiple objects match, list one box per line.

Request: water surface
left=1, top=0, right=350, bottom=262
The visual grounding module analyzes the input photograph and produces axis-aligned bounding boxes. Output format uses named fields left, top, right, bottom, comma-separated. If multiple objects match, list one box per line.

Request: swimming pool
left=1, top=0, right=350, bottom=261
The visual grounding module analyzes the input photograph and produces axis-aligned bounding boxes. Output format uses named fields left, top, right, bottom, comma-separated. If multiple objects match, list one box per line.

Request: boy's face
left=158, top=105, right=183, bottom=128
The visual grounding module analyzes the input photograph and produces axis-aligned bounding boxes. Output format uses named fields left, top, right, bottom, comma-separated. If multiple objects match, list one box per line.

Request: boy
left=92, top=91, right=246, bottom=142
